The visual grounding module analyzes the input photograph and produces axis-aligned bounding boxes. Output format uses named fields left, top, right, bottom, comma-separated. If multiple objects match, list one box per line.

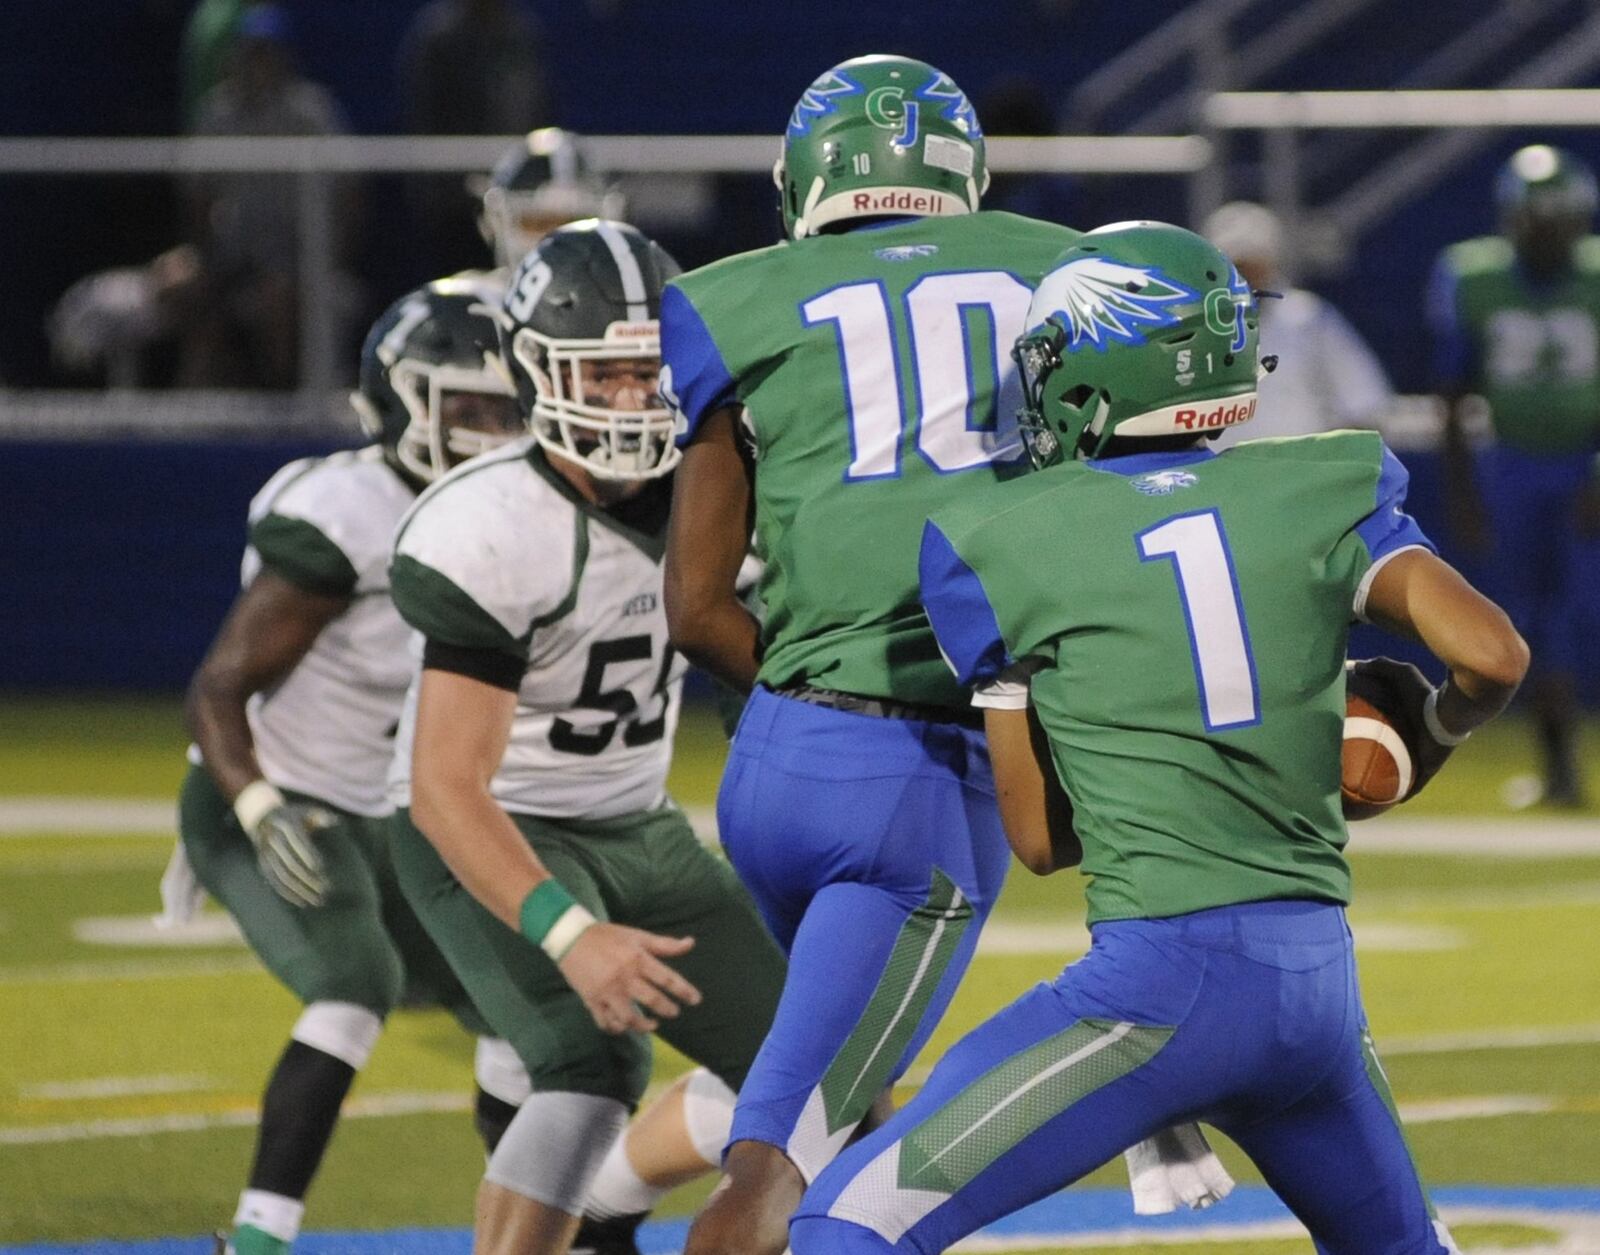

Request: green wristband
left=519, top=879, right=578, bottom=946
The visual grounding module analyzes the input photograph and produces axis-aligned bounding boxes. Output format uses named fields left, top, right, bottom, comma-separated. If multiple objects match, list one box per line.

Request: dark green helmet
left=1013, top=221, right=1263, bottom=466
left=352, top=275, right=519, bottom=484
left=774, top=54, right=988, bottom=240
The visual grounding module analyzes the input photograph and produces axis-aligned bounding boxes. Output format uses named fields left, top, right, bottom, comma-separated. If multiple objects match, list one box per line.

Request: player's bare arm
left=664, top=405, right=761, bottom=693
left=983, top=705, right=1082, bottom=875
left=185, top=569, right=350, bottom=802
left=1364, top=548, right=1529, bottom=736
left=410, top=665, right=702, bottom=1035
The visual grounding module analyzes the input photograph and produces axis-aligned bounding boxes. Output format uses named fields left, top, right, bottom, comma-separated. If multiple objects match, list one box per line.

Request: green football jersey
left=661, top=210, right=1080, bottom=707
left=1430, top=235, right=1600, bottom=453
left=920, top=432, right=1434, bottom=924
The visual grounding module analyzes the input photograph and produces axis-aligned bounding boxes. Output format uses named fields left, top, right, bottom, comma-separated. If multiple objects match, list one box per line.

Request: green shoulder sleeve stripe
left=391, top=554, right=527, bottom=658
left=530, top=512, right=590, bottom=631
left=250, top=513, right=359, bottom=598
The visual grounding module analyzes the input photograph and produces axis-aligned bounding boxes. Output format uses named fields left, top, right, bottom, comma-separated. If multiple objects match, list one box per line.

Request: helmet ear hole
left=1059, top=383, right=1095, bottom=407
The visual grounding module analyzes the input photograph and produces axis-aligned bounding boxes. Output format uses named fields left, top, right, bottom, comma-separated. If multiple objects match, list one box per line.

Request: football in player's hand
left=1342, top=695, right=1415, bottom=820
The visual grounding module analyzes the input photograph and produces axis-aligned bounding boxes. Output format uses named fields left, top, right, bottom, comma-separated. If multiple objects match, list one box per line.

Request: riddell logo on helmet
left=852, top=190, right=953, bottom=214
left=1173, top=398, right=1256, bottom=430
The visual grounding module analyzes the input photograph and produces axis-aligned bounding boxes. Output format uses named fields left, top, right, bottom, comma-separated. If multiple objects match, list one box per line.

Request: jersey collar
left=1083, top=446, right=1218, bottom=478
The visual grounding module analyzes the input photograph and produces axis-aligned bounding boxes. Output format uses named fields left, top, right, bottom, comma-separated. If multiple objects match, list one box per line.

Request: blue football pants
left=716, top=687, right=1012, bottom=1181
left=792, top=899, right=1457, bottom=1255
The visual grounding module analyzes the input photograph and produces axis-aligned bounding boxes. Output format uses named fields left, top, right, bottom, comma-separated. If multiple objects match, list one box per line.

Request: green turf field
left=1, top=697, right=1596, bottom=1250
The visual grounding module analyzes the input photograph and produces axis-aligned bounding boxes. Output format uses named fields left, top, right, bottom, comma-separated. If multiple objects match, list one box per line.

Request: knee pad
left=682, top=1068, right=737, bottom=1166
left=484, top=1091, right=628, bottom=1213
left=290, top=1001, right=383, bottom=1070
left=474, top=1036, right=533, bottom=1106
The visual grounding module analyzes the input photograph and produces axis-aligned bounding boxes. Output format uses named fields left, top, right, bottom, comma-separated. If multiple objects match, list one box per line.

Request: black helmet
left=353, top=275, right=520, bottom=483
left=500, top=220, right=681, bottom=481
left=475, top=128, right=625, bottom=270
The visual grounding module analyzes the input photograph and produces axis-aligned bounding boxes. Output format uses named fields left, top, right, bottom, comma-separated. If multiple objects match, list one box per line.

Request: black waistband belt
left=777, top=683, right=983, bottom=730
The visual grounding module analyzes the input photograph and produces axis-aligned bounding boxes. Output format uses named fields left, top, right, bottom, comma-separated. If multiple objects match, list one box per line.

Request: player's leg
left=684, top=692, right=1010, bottom=1255
left=595, top=806, right=788, bottom=1252
left=389, top=807, right=656, bottom=1254
left=1219, top=1027, right=1457, bottom=1253
left=1490, top=446, right=1586, bottom=804
left=179, top=766, right=402, bottom=1255
left=790, top=981, right=1190, bottom=1253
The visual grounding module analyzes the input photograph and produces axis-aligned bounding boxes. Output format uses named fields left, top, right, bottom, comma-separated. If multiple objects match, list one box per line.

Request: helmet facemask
left=390, top=355, right=521, bottom=483
left=482, top=182, right=625, bottom=271
left=512, top=322, right=679, bottom=481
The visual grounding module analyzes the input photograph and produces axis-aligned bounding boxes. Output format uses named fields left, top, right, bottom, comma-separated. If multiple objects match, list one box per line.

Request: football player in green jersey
left=792, top=222, right=1528, bottom=1254
left=387, top=221, right=786, bottom=1255
left=1428, top=143, right=1600, bottom=805
left=181, top=276, right=528, bottom=1255
left=662, top=55, right=1226, bottom=1255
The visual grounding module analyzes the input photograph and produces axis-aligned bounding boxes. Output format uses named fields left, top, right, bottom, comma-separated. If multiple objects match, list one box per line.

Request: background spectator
left=1204, top=200, right=1395, bottom=446
left=397, top=0, right=553, bottom=279
left=183, top=3, right=359, bottom=388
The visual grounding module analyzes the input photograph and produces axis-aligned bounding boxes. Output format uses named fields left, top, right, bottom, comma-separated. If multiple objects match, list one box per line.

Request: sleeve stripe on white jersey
left=594, top=220, right=649, bottom=321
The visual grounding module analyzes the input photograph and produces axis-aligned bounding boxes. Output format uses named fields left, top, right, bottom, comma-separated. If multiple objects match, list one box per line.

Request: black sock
left=473, top=1086, right=520, bottom=1155
left=1535, top=710, right=1580, bottom=792
left=246, top=1039, right=357, bottom=1199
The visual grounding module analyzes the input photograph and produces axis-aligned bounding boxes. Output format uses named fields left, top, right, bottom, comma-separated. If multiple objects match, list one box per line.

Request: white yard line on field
left=0, top=954, right=262, bottom=986
left=0, top=798, right=175, bottom=835
left=1382, top=1022, right=1600, bottom=1055
left=7, top=799, right=1600, bottom=859
left=0, top=1090, right=470, bottom=1146
left=20, top=1074, right=216, bottom=1101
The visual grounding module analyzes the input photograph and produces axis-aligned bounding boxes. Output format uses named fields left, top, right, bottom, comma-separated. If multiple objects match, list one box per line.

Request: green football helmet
left=774, top=54, right=989, bottom=240
left=1013, top=221, right=1264, bottom=466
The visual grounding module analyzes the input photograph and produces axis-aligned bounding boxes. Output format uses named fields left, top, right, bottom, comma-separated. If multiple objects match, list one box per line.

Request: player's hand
left=557, top=922, right=700, bottom=1035
left=246, top=803, right=335, bottom=909
left=1346, top=657, right=1454, bottom=798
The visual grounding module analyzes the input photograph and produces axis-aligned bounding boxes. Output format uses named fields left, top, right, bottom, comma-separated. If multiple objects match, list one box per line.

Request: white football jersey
left=388, top=438, right=686, bottom=820
left=195, top=446, right=417, bottom=816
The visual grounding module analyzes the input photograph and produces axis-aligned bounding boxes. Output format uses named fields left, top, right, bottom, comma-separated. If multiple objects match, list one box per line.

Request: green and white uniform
left=180, top=447, right=477, bottom=1018
left=387, top=437, right=784, bottom=1101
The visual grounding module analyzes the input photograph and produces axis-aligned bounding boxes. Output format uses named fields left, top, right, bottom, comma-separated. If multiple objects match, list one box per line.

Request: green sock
left=228, top=1224, right=290, bottom=1255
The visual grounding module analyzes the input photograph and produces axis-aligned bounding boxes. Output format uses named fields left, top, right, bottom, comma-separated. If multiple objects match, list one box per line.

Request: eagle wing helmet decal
left=1034, top=258, right=1196, bottom=352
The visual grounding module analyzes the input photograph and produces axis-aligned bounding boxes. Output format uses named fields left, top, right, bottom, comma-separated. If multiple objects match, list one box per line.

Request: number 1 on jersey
left=1137, top=509, right=1260, bottom=731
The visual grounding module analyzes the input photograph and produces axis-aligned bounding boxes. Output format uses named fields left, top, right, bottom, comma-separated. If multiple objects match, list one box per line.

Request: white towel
left=1123, top=1122, right=1234, bottom=1215
left=154, top=839, right=207, bottom=928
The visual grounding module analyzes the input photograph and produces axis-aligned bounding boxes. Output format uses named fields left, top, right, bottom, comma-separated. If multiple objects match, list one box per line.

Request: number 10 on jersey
left=801, top=271, right=1034, bottom=480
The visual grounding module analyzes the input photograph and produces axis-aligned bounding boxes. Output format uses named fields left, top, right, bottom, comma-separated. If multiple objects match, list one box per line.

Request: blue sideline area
left=9, top=1187, right=1600, bottom=1255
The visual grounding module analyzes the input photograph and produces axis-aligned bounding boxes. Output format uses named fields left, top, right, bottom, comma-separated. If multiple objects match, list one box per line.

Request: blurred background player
left=180, top=275, right=527, bottom=1255
left=1203, top=199, right=1394, bottom=445
left=472, top=128, right=626, bottom=277
left=183, top=3, right=359, bottom=388
left=792, top=221, right=1527, bottom=1255
left=1428, top=143, right=1600, bottom=806
left=386, top=221, right=785, bottom=1255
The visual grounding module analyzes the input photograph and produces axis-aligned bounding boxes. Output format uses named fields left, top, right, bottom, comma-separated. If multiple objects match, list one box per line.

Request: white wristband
left=233, top=779, right=287, bottom=833
left=541, top=904, right=599, bottom=962
left=1423, top=687, right=1471, bottom=747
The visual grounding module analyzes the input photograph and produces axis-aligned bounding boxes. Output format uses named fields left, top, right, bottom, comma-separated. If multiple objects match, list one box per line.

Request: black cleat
left=571, top=1211, right=646, bottom=1255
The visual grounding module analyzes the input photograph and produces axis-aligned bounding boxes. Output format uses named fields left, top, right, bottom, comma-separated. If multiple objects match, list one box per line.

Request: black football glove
left=1345, top=657, right=1454, bottom=799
